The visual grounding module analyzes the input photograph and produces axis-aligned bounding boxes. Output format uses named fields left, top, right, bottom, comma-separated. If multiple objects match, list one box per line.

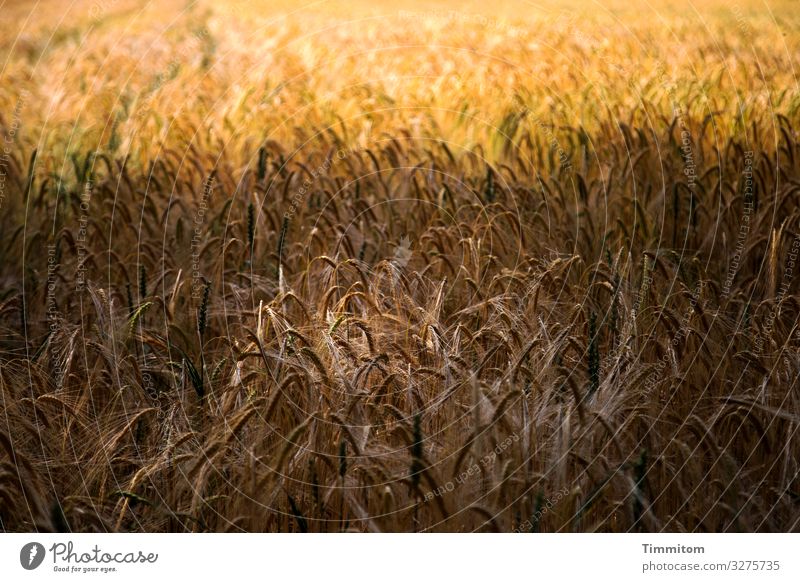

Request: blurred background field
left=2, top=0, right=800, bottom=166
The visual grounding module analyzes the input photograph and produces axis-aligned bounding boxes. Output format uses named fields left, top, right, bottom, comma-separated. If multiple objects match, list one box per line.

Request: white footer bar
left=1, top=534, right=796, bottom=581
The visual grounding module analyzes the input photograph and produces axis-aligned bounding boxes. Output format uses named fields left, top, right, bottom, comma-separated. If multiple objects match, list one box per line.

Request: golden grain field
left=1, top=0, right=800, bottom=532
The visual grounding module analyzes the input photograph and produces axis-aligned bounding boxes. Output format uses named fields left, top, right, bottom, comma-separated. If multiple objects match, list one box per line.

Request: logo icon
left=20, top=542, right=46, bottom=570
left=392, top=235, right=413, bottom=268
